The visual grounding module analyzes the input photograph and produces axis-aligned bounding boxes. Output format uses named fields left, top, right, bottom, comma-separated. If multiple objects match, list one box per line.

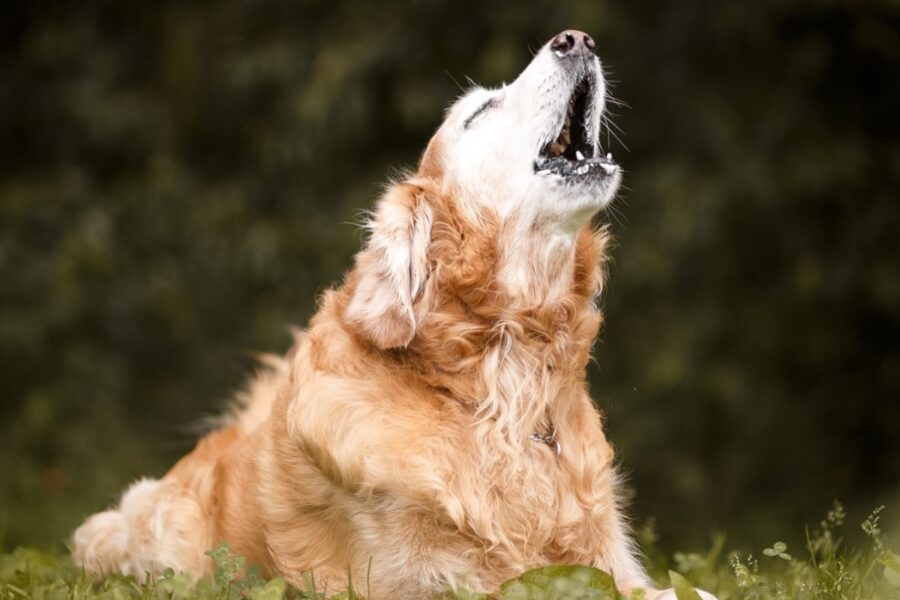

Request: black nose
left=549, top=30, right=595, bottom=57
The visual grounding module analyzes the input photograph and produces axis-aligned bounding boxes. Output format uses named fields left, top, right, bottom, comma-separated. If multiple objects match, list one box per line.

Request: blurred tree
left=0, top=0, right=897, bottom=551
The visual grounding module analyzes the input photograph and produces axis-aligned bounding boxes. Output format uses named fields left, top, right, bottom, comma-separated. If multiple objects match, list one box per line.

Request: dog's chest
left=456, top=430, right=600, bottom=556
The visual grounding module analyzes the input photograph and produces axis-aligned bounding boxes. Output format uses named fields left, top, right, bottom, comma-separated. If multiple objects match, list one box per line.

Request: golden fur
left=73, top=32, right=716, bottom=600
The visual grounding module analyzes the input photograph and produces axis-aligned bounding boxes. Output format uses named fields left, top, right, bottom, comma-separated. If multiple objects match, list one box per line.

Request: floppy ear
left=344, top=181, right=434, bottom=349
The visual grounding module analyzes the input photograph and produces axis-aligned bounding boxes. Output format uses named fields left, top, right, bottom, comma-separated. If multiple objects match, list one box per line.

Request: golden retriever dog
left=73, top=31, right=715, bottom=600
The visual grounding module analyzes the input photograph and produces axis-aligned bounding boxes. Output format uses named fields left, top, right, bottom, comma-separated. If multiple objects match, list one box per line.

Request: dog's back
left=72, top=360, right=284, bottom=579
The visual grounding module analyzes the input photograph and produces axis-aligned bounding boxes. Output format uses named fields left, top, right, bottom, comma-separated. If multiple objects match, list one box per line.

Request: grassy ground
left=1, top=503, right=897, bottom=599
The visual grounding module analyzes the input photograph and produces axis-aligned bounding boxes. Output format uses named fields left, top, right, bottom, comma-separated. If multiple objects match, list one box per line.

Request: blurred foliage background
left=1, top=0, right=898, bottom=554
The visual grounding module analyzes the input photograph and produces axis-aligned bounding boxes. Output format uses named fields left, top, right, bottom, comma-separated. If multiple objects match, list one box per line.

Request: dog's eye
left=463, top=98, right=498, bottom=129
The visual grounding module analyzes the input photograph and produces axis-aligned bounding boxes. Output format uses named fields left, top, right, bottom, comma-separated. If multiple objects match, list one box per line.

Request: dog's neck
left=497, top=222, right=586, bottom=306
left=483, top=224, right=607, bottom=446
left=408, top=207, right=609, bottom=445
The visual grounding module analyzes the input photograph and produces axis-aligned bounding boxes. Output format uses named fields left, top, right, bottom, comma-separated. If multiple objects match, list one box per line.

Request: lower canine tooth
left=576, top=151, right=585, bottom=161
left=606, top=152, right=613, bottom=160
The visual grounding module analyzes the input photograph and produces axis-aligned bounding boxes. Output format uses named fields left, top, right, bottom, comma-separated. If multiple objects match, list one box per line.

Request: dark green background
left=2, top=0, right=898, bottom=553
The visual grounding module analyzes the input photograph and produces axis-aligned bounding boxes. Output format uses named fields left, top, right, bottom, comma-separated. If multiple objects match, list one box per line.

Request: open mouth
left=534, top=77, right=616, bottom=179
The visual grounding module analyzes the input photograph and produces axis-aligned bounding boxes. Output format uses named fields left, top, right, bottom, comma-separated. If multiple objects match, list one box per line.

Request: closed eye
left=463, top=98, right=498, bottom=129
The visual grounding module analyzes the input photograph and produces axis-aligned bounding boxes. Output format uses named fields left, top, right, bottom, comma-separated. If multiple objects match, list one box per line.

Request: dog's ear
left=344, top=181, right=433, bottom=350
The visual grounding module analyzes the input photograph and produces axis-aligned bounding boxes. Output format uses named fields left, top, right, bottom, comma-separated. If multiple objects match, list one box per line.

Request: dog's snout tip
left=549, top=30, right=595, bottom=57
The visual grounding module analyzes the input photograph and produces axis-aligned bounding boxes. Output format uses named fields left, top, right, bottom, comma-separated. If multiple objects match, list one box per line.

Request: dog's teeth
left=606, top=152, right=613, bottom=161
left=576, top=151, right=585, bottom=161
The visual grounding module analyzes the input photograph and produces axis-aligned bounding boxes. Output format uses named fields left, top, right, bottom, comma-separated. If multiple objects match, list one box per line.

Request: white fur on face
left=436, top=41, right=621, bottom=237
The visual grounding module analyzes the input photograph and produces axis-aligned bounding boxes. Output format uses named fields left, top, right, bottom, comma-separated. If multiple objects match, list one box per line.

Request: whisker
left=604, top=116, right=627, bottom=136
left=601, top=114, right=630, bottom=152
left=604, top=97, right=630, bottom=109
left=604, top=86, right=630, bottom=109
left=604, top=202, right=628, bottom=229
left=445, top=70, right=467, bottom=94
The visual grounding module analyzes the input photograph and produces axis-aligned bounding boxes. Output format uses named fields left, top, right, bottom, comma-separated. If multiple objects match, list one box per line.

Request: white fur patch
left=72, top=478, right=212, bottom=579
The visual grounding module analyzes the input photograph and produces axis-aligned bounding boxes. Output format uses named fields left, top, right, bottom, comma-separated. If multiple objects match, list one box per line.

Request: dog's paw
left=651, top=588, right=718, bottom=600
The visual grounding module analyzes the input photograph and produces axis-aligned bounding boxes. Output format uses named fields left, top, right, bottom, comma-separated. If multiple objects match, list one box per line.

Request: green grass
left=1, top=503, right=897, bottom=599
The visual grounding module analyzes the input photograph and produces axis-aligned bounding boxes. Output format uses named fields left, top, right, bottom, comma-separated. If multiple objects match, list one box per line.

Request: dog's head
left=343, top=31, right=618, bottom=351
left=422, top=30, right=620, bottom=231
